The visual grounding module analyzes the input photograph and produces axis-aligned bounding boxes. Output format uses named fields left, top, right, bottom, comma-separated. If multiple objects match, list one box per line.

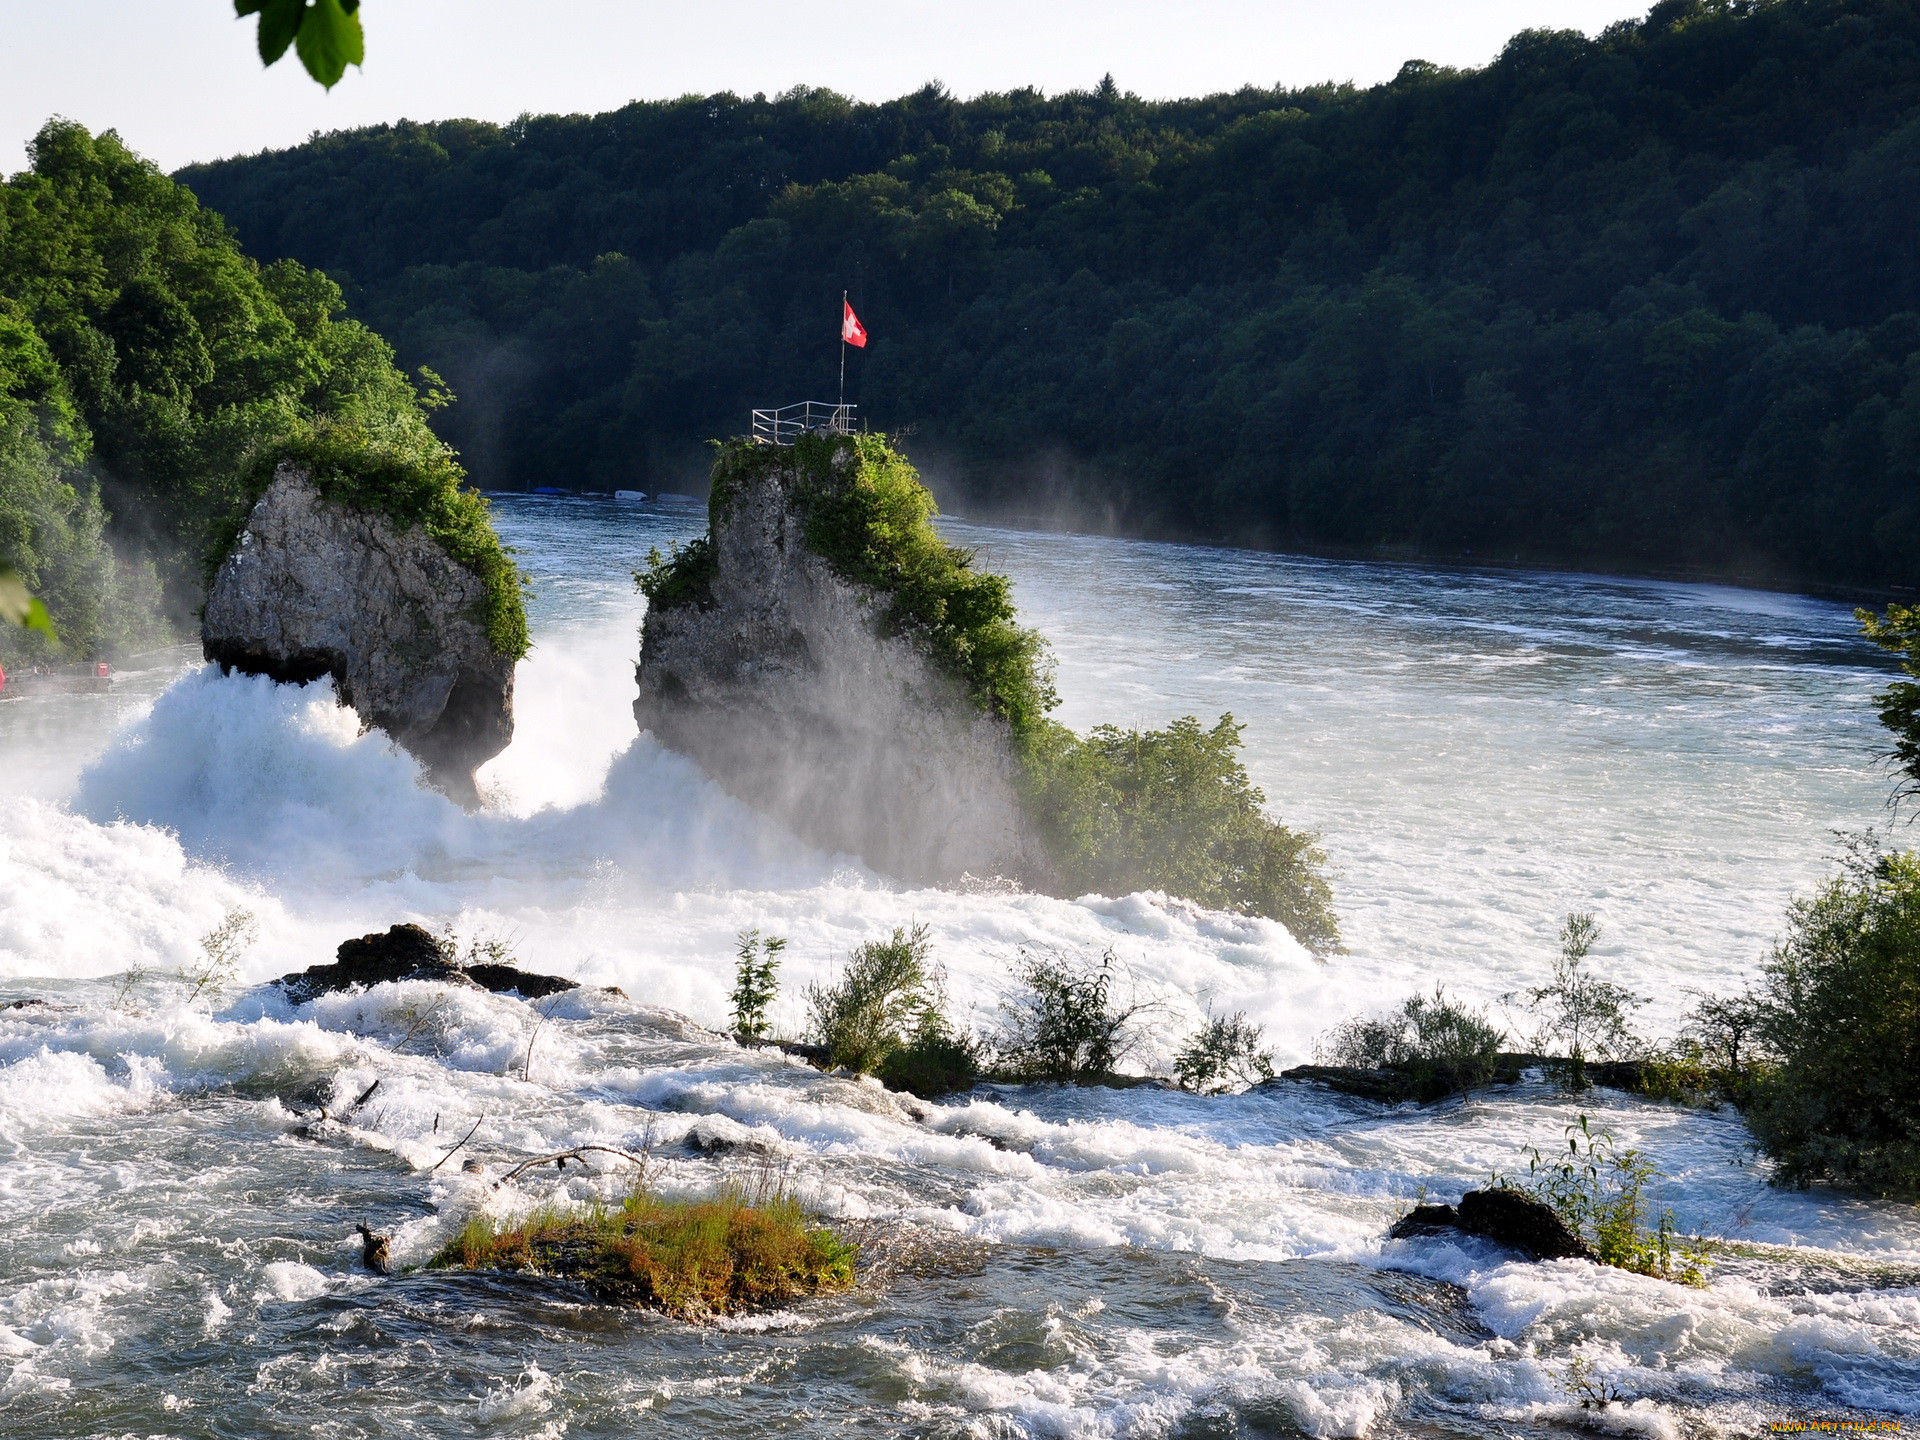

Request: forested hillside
left=0, top=122, right=492, bottom=663
left=181, top=0, right=1920, bottom=591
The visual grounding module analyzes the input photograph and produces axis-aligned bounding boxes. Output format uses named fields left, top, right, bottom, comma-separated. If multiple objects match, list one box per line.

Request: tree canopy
left=0, top=120, right=521, bottom=662
left=178, top=0, right=1920, bottom=591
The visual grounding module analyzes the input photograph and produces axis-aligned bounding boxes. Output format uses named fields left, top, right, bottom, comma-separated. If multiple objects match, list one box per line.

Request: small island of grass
left=430, top=1186, right=857, bottom=1321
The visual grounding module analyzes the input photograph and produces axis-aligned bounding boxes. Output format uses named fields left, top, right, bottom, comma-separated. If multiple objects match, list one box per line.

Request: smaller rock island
left=202, top=461, right=521, bottom=806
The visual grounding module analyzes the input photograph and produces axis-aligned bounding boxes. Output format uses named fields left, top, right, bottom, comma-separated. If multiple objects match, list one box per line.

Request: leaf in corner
left=0, top=568, right=58, bottom=640
left=239, top=0, right=309, bottom=66
left=294, top=0, right=364, bottom=88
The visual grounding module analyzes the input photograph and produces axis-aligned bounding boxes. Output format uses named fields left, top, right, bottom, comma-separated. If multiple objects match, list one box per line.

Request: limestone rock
left=634, top=446, right=1050, bottom=886
left=202, top=463, right=513, bottom=805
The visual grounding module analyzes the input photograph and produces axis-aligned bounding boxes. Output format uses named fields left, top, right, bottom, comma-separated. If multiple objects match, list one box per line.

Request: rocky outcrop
left=634, top=445, right=1050, bottom=886
left=274, top=923, right=579, bottom=1002
left=203, top=463, right=513, bottom=805
left=1388, top=1189, right=1596, bottom=1261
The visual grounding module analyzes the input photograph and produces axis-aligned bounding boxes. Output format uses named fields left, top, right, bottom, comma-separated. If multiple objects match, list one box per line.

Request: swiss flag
left=842, top=299, right=868, bottom=348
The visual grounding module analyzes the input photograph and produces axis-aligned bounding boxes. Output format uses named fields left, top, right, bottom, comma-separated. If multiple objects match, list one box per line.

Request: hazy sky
left=9, top=1, right=1642, bottom=174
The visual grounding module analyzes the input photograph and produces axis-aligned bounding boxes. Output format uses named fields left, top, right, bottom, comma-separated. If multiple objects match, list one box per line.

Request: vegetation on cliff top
left=643, top=432, right=1338, bottom=943
left=188, top=0, right=1920, bottom=590
left=0, top=120, right=525, bottom=662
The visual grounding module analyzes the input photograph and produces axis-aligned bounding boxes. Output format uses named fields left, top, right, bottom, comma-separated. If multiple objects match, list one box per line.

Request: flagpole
left=839, top=289, right=847, bottom=412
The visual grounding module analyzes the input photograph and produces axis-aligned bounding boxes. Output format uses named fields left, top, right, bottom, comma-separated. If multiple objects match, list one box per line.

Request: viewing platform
left=750, top=401, right=856, bottom=445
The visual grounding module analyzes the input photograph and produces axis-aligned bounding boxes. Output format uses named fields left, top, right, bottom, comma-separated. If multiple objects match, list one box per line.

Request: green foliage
left=1519, top=913, right=1644, bottom=1089
left=431, top=1183, right=857, bottom=1320
left=805, top=923, right=943, bottom=1076
left=1318, top=985, right=1505, bottom=1099
left=237, top=0, right=365, bottom=89
left=243, top=418, right=529, bottom=658
left=183, top=0, right=1920, bottom=589
left=181, top=906, right=258, bottom=1007
left=0, top=121, right=518, bottom=656
left=1858, top=604, right=1920, bottom=811
left=0, top=567, right=55, bottom=638
left=989, top=949, right=1147, bottom=1083
left=710, top=434, right=1059, bottom=734
left=1174, top=1011, right=1274, bottom=1094
left=634, top=536, right=716, bottom=609
left=729, top=928, right=786, bottom=1040
left=1745, top=840, right=1920, bottom=1195
left=1021, top=714, right=1340, bottom=948
left=877, top=1022, right=981, bottom=1099
left=1508, top=1115, right=1709, bottom=1286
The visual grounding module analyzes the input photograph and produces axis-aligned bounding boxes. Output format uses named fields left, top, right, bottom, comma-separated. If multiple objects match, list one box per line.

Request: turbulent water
left=2, top=495, right=1915, bottom=1438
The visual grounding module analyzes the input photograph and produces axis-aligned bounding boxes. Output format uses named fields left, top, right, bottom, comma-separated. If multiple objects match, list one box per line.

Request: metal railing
left=750, top=401, right=856, bottom=445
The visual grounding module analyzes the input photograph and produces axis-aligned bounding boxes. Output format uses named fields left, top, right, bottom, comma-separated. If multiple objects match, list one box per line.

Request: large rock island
left=203, top=460, right=521, bottom=807
left=635, top=435, right=1052, bottom=885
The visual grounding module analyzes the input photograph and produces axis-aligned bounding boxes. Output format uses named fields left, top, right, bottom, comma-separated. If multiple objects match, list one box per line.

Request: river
left=1, top=496, right=1913, bottom=1436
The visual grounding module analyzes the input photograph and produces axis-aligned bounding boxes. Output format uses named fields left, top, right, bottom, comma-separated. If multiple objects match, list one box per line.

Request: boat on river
left=0, top=659, right=113, bottom=698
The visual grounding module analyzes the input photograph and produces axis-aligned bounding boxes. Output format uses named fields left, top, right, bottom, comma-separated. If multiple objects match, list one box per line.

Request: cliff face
left=635, top=445, right=1049, bottom=886
left=202, top=463, right=514, bottom=806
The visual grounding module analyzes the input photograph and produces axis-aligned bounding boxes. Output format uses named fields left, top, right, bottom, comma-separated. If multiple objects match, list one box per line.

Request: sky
left=7, top=1, right=1644, bottom=175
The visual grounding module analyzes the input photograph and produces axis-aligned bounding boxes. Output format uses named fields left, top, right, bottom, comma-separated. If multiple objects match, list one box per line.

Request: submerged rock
left=274, top=923, right=579, bottom=1003
left=202, top=463, right=514, bottom=806
left=634, top=440, right=1049, bottom=886
left=1387, top=1188, right=1596, bottom=1262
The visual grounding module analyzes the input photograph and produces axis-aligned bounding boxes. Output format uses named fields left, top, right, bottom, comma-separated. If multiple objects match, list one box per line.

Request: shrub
left=730, top=928, right=786, bottom=1041
left=990, top=949, right=1149, bottom=1083
left=635, top=535, right=717, bottom=610
left=1745, top=841, right=1920, bottom=1195
left=1518, top=913, right=1644, bottom=1089
left=805, top=924, right=939, bottom=1075
left=877, top=1020, right=981, bottom=1099
left=1174, top=1011, right=1275, bottom=1093
left=1318, top=985, right=1505, bottom=1098
left=1505, top=1115, right=1708, bottom=1286
left=431, top=1182, right=856, bottom=1319
left=1857, top=603, right=1920, bottom=811
left=181, top=906, right=258, bottom=1006
left=1020, top=714, right=1340, bottom=950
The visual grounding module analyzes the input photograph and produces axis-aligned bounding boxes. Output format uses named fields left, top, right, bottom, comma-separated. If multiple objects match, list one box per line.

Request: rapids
left=1, top=495, right=1914, bottom=1436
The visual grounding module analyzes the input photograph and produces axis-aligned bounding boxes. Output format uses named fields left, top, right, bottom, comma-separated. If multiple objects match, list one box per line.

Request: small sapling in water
left=730, top=928, right=786, bottom=1040
left=181, top=907, right=258, bottom=1006
left=1516, top=913, right=1644, bottom=1089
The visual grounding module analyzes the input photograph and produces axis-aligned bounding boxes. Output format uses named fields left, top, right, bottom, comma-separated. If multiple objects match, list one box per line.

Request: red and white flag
left=842, top=299, right=868, bottom=348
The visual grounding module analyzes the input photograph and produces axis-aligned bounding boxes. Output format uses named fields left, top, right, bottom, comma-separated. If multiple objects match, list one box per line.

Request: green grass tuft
left=430, top=1184, right=857, bottom=1320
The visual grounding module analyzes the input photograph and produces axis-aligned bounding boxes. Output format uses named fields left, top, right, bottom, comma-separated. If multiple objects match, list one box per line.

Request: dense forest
left=0, top=121, right=486, bottom=663
left=176, top=0, right=1920, bottom=593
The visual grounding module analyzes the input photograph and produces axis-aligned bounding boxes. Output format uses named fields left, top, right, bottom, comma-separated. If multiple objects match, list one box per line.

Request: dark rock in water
left=683, top=1121, right=777, bottom=1157
left=1587, top=1059, right=1647, bottom=1091
left=202, top=463, right=514, bottom=807
left=634, top=441, right=1050, bottom=886
left=1387, top=1203, right=1462, bottom=1238
left=356, top=1223, right=392, bottom=1275
left=274, top=923, right=580, bottom=1003
left=1388, top=1188, right=1595, bottom=1262
left=1271, top=1055, right=1525, bottom=1104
